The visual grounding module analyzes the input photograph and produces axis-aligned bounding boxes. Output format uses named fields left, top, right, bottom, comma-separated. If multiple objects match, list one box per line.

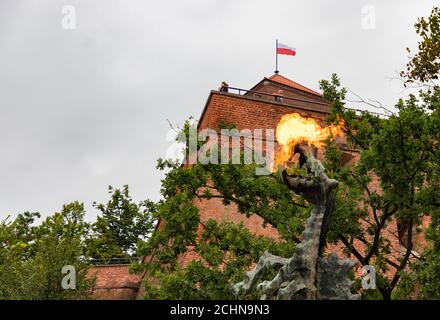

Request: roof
left=250, top=73, right=322, bottom=97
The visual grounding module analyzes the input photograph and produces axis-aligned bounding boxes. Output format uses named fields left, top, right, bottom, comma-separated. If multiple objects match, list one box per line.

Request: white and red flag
left=276, top=42, right=296, bottom=56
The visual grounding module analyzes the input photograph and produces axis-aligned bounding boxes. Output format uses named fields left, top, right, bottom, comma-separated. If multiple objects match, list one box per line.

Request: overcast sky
left=0, top=0, right=437, bottom=221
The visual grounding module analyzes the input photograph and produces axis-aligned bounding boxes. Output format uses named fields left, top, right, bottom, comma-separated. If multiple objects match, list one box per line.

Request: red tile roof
left=267, top=74, right=322, bottom=96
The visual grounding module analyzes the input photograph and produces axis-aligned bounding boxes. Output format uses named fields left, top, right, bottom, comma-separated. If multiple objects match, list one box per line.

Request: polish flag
left=277, top=43, right=296, bottom=56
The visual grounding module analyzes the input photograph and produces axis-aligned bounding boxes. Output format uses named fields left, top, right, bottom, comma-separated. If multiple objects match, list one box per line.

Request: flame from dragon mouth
left=273, top=113, right=344, bottom=171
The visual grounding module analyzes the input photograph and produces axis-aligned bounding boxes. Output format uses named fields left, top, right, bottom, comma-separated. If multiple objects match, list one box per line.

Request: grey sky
left=0, top=0, right=436, bottom=221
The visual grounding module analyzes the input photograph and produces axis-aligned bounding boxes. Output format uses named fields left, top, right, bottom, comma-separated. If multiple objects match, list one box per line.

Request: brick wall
left=199, top=92, right=330, bottom=132
left=88, top=265, right=142, bottom=300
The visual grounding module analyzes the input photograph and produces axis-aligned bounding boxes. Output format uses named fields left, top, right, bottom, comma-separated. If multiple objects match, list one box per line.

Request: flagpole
left=275, top=39, right=279, bottom=74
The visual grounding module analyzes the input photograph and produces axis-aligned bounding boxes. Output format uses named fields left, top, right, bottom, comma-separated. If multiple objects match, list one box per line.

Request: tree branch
left=338, top=233, right=365, bottom=264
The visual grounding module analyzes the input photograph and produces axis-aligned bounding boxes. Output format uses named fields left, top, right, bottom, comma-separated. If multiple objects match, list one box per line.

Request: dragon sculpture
left=232, top=143, right=359, bottom=300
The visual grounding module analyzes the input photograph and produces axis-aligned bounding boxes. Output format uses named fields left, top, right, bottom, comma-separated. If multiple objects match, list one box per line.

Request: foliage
left=0, top=186, right=152, bottom=299
left=0, top=203, right=92, bottom=299
left=86, top=185, right=156, bottom=261
left=142, top=220, right=284, bottom=299
left=401, top=7, right=440, bottom=85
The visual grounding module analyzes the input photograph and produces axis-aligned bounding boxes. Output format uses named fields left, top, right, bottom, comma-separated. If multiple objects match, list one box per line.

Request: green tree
left=0, top=212, right=40, bottom=299
left=87, top=185, right=156, bottom=261
left=321, top=74, right=438, bottom=299
left=0, top=202, right=92, bottom=299
left=394, top=6, right=440, bottom=299
left=314, top=7, right=439, bottom=300
left=401, top=7, right=440, bottom=86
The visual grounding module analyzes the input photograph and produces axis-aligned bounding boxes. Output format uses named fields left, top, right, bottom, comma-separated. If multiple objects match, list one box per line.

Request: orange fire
left=273, top=113, right=344, bottom=170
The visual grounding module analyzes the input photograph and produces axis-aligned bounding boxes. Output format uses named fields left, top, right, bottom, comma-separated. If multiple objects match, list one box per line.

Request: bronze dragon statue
left=232, top=143, right=359, bottom=300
